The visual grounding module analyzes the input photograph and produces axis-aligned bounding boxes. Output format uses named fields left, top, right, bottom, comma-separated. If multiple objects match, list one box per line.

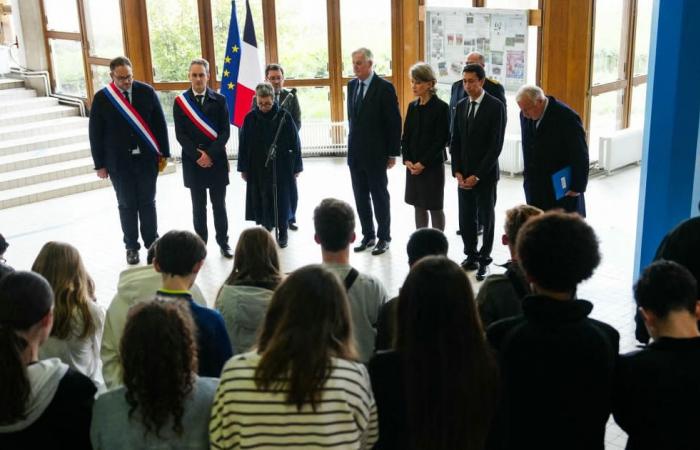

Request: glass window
left=425, top=0, right=475, bottom=6
left=485, top=0, right=539, bottom=8
left=210, top=0, right=265, bottom=82
left=589, top=89, right=625, bottom=161
left=83, top=0, right=124, bottom=57
left=634, top=0, right=652, bottom=76
left=630, top=82, right=647, bottom=128
left=592, top=0, right=625, bottom=85
left=146, top=0, right=202, bottom=82
left=340, top=0, right=392, bottom=77
left=90, top=64, right=111, bottom=94
left=43, top=0, right=79, bottom=32
left=294, top=86, right=331, bottom=122
left=276, top=0, right=329, bottom=79
left=49, top=38, right=86, bottom=97
left=156, top=90, right=180, bottom=125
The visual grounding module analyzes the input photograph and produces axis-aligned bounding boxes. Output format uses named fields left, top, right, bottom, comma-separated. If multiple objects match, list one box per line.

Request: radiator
left=598, top=127, right=643, bottom=173
left=499, top=135, right=524, bottom=176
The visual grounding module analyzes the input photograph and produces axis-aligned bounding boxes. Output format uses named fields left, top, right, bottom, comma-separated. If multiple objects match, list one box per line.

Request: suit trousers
left=110, top=158, right=158, bottom=250
left=458, top=180, right=497, bottom=263
left=349, top=163, right=391, bottom=242
left=190, top=185, right=228, bottom=246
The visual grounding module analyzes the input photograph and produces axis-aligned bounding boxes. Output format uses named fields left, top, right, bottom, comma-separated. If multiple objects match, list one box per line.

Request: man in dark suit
left=449, top=51, right=506, bottom=237
left=450, top=64, right=505, bottom=280
left=265, top=63, right=301, bottom=231
left=346, top=47, right=402, bottom=256
left=173, top=58, right=232, bottom=258
left=89, top=56, right=170, bottom=265
left=516, top=85, right=589, bottom=216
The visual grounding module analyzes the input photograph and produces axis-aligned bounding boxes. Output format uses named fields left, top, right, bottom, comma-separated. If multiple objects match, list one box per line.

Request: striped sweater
left=210, top=352, right=378, bottom=449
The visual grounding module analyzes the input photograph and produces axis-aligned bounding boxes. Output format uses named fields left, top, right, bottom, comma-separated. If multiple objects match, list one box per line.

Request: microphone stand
left=265, top=89, right=296, bottom=244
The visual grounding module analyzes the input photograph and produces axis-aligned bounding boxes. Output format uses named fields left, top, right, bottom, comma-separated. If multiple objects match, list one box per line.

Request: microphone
left=279, top=88, right=297, bottom=108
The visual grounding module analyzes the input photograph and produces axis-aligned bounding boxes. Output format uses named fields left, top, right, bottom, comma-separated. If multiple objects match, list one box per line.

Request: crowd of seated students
left=1, top=199, right=700, bottom=450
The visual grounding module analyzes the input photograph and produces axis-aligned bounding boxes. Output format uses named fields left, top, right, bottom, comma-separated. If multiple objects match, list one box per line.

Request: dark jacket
left=450, top=77, right=506, bottom=130
left=476, top=260, right=530, bottom=327
left=401, top=96, right=450, bottom=167
left=519, top=96, right=588, bottom=216
left=347, top=74, right=402, bottom=168
left=174, top=87, right=231, bottom=189
left=252, top=88, right=302, bottom=130
left=89, top=80, right=170, bottom=175
left=487, top=295, right=619, bottom=450
left=613, top=337, right=700, bottom=450
left=449, top=91, right=505, bottom=184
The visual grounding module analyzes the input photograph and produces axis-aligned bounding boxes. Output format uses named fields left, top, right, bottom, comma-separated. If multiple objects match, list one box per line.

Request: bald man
left=449, top=51, right=506, bottom=128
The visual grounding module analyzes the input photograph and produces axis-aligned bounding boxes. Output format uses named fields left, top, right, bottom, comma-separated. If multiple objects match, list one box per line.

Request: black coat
left=487, top=295, right=619, bottom=450
left=237, top=105, right=302, bottom=228
left=519, top=96, right=589, bottom=216
left=401, top=95, right=450, bottom=167
left=173, top=87, right=231, bottom=189
left=347, top=75, right=402, bottom=168
left=89, top=80, right=170, bottom=175
left=449, top=91, right=505, bottom=184
left=450, top=77, right=506, bottom=129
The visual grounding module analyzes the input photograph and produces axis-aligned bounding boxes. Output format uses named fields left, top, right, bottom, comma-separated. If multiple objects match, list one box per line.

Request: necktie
left=275, top=92, right=280, bottom=105
left=123, top=91, right=130, bottom=103
left=467, top=101, right=477, bottom=122
left=195, top=95, right=204, bottom=106
left=355, top=81, right=365, bottom=113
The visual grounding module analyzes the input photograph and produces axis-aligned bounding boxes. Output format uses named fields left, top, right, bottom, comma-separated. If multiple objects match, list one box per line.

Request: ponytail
left=0, top=324, right=30, bottom=424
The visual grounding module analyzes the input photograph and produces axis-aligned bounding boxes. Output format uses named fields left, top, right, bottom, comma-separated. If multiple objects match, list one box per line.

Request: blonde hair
left=31, top=242, right=96, bottom=340
left=504, top=205, right=544, bottom=249
left=409, top=62, right=437, bottom=95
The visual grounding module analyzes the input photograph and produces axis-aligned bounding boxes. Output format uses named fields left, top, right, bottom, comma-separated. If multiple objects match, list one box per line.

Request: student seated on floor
left=0, top=271, right=96, bottom=450
left=101, top=240, right=207, bottom=389
left=487, top=211, right=619, bottom=450
left=614, top=260, right=700, bottom=450
left=476, top=204, right=542, bottom=327
left=91, top=300, right=218, bottom=450
left=154, top=230, right=232, bottom=378
left=216, top=227, right=282, bottom=355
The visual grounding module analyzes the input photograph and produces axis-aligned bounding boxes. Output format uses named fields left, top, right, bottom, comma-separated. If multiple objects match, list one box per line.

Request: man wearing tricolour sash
left=89, top=56, right=170, bottom=265
left=173, top=58, right=232, bottom=258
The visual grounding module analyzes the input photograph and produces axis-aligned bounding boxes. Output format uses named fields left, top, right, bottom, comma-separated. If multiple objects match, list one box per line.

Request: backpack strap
left=344, top=268, right=359, bottom=291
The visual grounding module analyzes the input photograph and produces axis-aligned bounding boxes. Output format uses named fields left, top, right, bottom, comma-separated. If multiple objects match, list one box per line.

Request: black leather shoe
left=220, top=245, right=233, bottom=259
left=354, top=237, right=376, bottom=252
left=126, top=249, right=139, bottom=265
left=476, top=263, right=489, bottom=281
left=371, top=240, right=390, bottom=255
left=460, top=257, right=479, bottom=271
left=288, top=222, right=298, bottom=231
left=278, top=232, right=289, bottom=249
left=456, top=229, right=462, bottom=235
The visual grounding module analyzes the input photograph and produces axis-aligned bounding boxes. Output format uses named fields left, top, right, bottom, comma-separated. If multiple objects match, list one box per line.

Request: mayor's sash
left=174, top=91, right=219, bottom=141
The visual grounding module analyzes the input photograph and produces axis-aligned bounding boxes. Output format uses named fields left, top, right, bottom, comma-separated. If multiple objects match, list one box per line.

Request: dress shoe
left=288, top=221, right=298, bottom=231
left=278, top=232, right=289, bottom=249
left=354, top=237, right=376, bottom=252
left=456, top=229, right=462, bottom=236
left=126, top=249, right=139, bottom=265
left=476, top=263, right=489, bottom=281
left=460, top=257, right=479, bottom=271
left=220, top=245, right=234, bottom=259
left=371, top=240, right=390, bottom=255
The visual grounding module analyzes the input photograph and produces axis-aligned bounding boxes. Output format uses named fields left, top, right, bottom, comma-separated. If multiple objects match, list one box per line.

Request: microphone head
left=290, top=88, right=297, bottom=95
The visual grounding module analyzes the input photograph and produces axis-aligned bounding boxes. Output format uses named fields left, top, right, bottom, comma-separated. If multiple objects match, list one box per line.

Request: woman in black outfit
left=402, top=62, right=450, bottom=230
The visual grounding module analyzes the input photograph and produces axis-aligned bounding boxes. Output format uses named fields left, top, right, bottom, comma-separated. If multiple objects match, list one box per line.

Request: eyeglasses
left=114, top=74, right=133, bottom=82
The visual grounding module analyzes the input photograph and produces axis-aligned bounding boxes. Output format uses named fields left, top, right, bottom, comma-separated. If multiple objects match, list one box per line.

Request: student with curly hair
left=216, top=227, right=283, bottom=354
left=210, top=265, right=378, bottom=449
left=32, top=242, right=105, bottom=387
left=91, top=300, right=218, bottom=449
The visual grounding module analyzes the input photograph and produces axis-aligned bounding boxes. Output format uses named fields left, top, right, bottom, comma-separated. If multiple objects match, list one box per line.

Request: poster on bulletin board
left=425, top=7, right=529, bottom=92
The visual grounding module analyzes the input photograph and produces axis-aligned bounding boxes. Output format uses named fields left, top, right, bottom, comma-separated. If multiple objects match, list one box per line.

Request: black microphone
left=279, top=88, right=297, bottom=108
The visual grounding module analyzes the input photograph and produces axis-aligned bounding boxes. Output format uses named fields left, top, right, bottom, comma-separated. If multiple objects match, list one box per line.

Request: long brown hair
left=255, top=265, right=356, bottom=411
left=121, top=300, right=198, bottom=437
left=31, top=242, right=96, bottom=339
left=396, top=256, right=499, bottom=450
left=223, top=227, right=282, bottom=288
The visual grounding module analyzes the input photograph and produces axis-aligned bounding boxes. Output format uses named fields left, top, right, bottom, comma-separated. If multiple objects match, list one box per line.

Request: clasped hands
left=456, top=173, right=478, bottom=189
left=404, top=160, right=424, bottom=175
left=196, top=149, right=213, bottom=168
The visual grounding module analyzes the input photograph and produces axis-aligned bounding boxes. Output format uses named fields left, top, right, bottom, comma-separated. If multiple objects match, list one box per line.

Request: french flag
left=221, top=0, right=262, bottom=127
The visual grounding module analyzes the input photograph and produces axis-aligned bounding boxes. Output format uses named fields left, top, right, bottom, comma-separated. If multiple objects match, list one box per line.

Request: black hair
left=654, top=217, right=700, bottom=296
left=313, top=198, right=355, bottom=252
left=406, top=228, right=449, bottom=266
left=635, top=260, right=698, bottom=318
left=265, top=63, right=284, bottom=76
left=155, top=231, right=207, bottom=276
left=462, top=63, right=485, bottom=81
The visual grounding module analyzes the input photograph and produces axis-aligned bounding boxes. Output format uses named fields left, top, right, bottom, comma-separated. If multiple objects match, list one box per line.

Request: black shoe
left=220, top=245, right=233, bottom=259
left=288, top=222, right=298, bottom=231
left=371, top=240, right=390, bottom=255
left=460, top=257, right=479, bottom=271
left=476, top=263, right=489, bottom=281
left=126, top=249, right=139, bottom=265
left=278, top=232, right=288, bottom=249
left=354, top=237, right=376, bottom=252
left=456, top=229, right=462, bottom=235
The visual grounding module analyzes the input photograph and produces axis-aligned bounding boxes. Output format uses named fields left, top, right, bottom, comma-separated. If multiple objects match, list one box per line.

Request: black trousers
left=190, top=185, right=229, bottom=246
left=458, top=180, right=497, bottom=263
left=289, top=178, right=298, bottom=224
left=110, top=159, right=158, bottom=251
left=350, top=163, right=391, bottom=241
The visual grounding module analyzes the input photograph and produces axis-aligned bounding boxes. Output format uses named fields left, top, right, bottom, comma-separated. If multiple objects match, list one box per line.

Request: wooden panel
left=120, top=0, right=151, bottom=82
left=395, top=0, right=420, bottom=119
left=326, top=0, right=343, bottom=122
left=262, top=0, right=277, bottom=63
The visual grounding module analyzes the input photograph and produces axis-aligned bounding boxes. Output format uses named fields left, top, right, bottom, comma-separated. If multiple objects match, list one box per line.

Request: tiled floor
left=0, top=157, right=642, bottom=448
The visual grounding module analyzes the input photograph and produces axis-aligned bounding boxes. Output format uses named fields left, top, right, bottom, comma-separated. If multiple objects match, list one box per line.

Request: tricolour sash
left=174, top=92, right=218, bottom=141
left=103, top=82, right=162, bottom=157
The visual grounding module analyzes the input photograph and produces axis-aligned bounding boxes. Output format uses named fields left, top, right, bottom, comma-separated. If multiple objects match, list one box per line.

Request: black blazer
left=89, top=80, right=170, bottom=175
left=346, top=74, right=402, bottom=168
left=173, top=87, right=231, bottom=189
left=401, top=95, right=450, bottom=167
left=450, top=77, right=506, bottom=129
left=449, top=91, right=505, bottom=184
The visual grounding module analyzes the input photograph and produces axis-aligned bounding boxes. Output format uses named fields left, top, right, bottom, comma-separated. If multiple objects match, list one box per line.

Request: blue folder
left=552, top=166, right=572, bottom=200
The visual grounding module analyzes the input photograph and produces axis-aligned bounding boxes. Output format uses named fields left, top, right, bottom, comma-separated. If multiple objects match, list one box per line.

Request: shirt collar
left=358, top=71, right=375, bottom=88
left=192, top=87, right=207, bottom=97
left=469, top=88, right=486, bottom=104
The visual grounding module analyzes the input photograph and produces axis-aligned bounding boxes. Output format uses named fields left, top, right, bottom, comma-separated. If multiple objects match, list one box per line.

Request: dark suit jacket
left=519, top=96, right=588, bottom=215
left=89, top=80, right=170, bottom=175
left=449, top=91, right=505, bottom=184
left=347, top=74, right=402, bottom=168
left=173, top=87, right=231, bottom=189
left=278, top=88, right=301, bottom=130
left=450, top=77, right=506, bottom=128
left=400, top=95, right=450, bottom=167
